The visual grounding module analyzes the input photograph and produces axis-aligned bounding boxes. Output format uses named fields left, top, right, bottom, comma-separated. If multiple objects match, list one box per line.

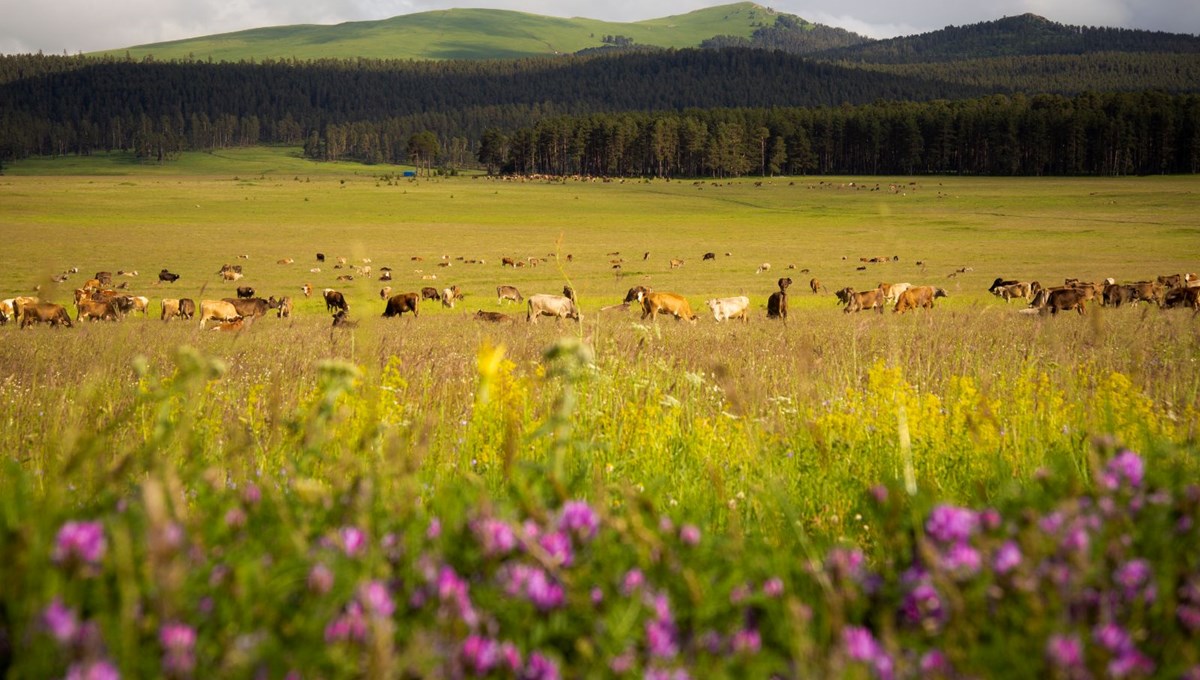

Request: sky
left=1, top=0, right=1197, bottom=55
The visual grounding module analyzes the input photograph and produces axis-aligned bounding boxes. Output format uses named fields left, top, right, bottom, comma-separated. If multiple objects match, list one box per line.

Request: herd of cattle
left=1, top=262, right=1198, bottom=331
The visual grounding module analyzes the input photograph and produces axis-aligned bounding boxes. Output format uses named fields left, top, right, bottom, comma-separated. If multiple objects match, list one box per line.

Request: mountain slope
left=94, top=3, right=791, bottom=61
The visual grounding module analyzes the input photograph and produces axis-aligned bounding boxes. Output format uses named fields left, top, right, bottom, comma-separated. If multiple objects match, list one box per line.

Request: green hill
left=94, top=3, right=789, bottom=61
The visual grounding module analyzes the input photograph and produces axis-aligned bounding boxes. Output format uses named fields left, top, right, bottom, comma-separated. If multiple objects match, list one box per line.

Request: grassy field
left=1, top=149, right=1199, bottom=678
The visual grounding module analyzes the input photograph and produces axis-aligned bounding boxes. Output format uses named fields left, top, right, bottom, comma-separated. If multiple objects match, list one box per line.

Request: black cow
left=158, top=269, right=180, bottom=283
left=324, top=289, right=348, bottom=314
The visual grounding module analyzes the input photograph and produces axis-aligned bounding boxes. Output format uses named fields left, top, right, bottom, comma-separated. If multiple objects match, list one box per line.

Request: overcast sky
left=1, top=0, right=1196, bottom=55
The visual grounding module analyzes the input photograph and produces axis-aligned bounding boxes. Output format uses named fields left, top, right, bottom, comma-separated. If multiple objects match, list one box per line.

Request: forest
left=1, top=40, right=1198, bottom=176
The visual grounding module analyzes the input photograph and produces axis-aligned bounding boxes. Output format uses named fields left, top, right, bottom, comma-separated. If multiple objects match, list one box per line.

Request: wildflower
left=590, top=587, right=604, bottom=605
left=523, top=568, right=565, bottom=611
left=64, top=660, right=121, bottom=680
left=622, top=569, right=645, bottom=596
left=826, top=547, right=866, bottom=583
left=731, top=628, right=761, bottom=654
left=679, top=524, right=701, bottom=546
left=499, top=641, right=522, bottom=672
left=843, top=626, right=881, bottom=662
left=992, top=540, right=1023, bottom=575
left=324, top=602, right=367, bottom=644
left=1101, top=450, right=1145, bottom=491
left=920, top=649, right=949, bottom=674
left=538, top=530, right=574, bottom=567
left=925, top=505, right=978, bottom=544
left=980, top=508, right=1002, bottom=531
left=42, top=598, right=79, bottom=645
left=1046, top=634, right=1084, bottom=673
left=53, top=521, right=107, bottom=568
left=762, top=577, right=784, bottom=598
left=308, top=563, right=334, bottom=595
left=475, top=518, right=517, bottom=556
left=160, top=621, right=197, bottom=677
left=558, top=501, right=599, bottom=540
left=462, top=635, right=499, bottom=675
left=524, top=652, right=561, bottom=680
left=242, top=482, right=261, bottom=505
left=1114, top=559, right=1155, bottom=603
left=339, top=526, right=367, bottom=557
left=224, top=507, right=246, bottom=530
left=426, top=518, right=441, bottom=540
left=1109, top=648, right=1155, bottom=678
left=646, top=618, right=679, bottom=659
left=939, top=542, right=982, bottom=578
left=901, top=582, right=946, bottom=631
left=730, top=584, right=751, bottom=604
left=1093, top=623, right=1131, bottom=652
left=360, top=580, right=395, bottom=618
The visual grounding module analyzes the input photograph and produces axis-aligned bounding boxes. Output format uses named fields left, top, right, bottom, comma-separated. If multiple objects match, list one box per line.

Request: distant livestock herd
left=1, top=258, right=1197, bottom=331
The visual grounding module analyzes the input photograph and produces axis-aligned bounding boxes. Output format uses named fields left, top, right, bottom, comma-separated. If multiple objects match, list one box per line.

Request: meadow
left=1, top=149, right=1199, bottom=678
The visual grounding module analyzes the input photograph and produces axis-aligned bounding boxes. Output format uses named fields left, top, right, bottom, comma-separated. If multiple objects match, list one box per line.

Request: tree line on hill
left=0, top=50, right=1197, bottom=176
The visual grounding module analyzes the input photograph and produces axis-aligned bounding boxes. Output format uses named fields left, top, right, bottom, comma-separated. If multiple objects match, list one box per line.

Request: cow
left=702, top=252, right=716, bottom=261
left=562, top=285, right=576, bottom=302
left=336, top=275, right=355, bottom=282
left=988, top=277, right=1019, bottom=295
left=277, top=297, right=293, bottom=318
left=767, top=290, right=788, bottom=320
left=161, top=298, right=182, bottom=321
left=879, top=282, right=913, bottom=305
left=128, top=296, right=150, bottom=316
left=1031, top=288, right=1087, bottom=315
left=382, top=293, right=420, bottom=318
left=199, top=300, right=241, bottom=328
left=11, top=296, right=39, bottom=324
left=222, top=270, right=244, bottom=282
left=1103, top=284, right=1136, bottom=307
left=278, top=258, right=295, bottom=265
left=324, top=289, right=348, bottom=314
left=212, top=318, right=246, bottom=332
left=1128, top=281, right=1165, bottom=306
left=332, top=310, right=358, bottom=328
left=421, top=287, right=442, bottom=302
left=380, top=286, right=393, bottom=301
left=502, top=257, right=516, bottom=267
left=706, top=296, right=750, bottom=322
left=1163, top=286, right=1200, bottom=309
left=639, top=291, right=696, bottom=323
left=158, top=269, right=180, bottom=283
left=669, top=258, right=684, bottom=269
left=809, top=278, right=824, bottom=294
left=21, top=302, right=73, bottom=328
left=475, top=310, right=516, bottom=323
left=843, top=286, right=886, bottom=314
left=77, top=298, right=120, bottom=322
left=756, top=263, right=771, bottom=274
left=302, top=283, right=313, bottom=299
left=94, top=271, right=113, bottom=285
left=110, top=296, right=137, bottom=316
left=527, top=294, right=581, bottom=323
left=0, top=299, right=14, bottom=324
left=497, top=285, right=523, bottom=304
left=623, top=286, right=652, bottom=304
left=179, top=299, right=195, bottom=320
left=222, top=297, right=279, bottom=318
left=993, top=282, right=1032, bottom=303
left=316, top=253, right=325, bottom=262
left=441, top=285, right=465, bottom=308
left=1157, top=274, right=1183, bottom=289
left=893, top=286, right=948, bottom=313
left=380, top=270, right=392, bottom=281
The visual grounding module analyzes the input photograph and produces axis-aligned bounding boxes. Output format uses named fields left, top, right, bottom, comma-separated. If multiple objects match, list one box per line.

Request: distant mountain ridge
left=91, top=4, right=1200, bottom=64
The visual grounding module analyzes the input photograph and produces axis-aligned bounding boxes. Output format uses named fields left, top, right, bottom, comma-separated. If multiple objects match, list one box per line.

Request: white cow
left=527, top=294, right=580, bottom=323
left=705, top=296, right=750, bottom=322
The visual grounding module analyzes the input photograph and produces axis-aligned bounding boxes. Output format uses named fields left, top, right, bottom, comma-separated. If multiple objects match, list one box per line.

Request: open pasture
left=2, top=153, right=1200, bottom=678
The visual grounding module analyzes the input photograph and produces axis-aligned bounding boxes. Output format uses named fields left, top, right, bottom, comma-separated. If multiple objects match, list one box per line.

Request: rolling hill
left=94, top=3, right=807, bottom=62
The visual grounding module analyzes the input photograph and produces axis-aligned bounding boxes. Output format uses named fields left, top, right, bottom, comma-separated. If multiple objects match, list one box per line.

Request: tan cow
left=161, top=298, right=182, bottom=320
left=527, top=294, right=580, bottom=323
left=669, top=258, right=684, bottom=269
left=302, top=283, right=313, bottom=298
left=77, top=298, right=120, bottom=322
left=894, top=286, right=948, bottom=313
left=843, top=287, right=886, bottom=314
left=879, top=282, right=913, bottom=305
left=706, top=296, right=750, bottom=322
left=20, top=303, right=73, bottom=328
left=277, top=297, right=293, bottom=318
left=640, top=291, right=697, bottom=322
left=198, top=300, right=241, bottom=328
left=0, top=299, right=13, bottom=324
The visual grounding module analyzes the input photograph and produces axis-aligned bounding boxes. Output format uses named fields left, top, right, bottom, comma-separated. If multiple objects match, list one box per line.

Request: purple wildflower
left=538, top=530, right=574, bottom=567
left=621, top=569, right=645, bottom=596
left=523, top=652, right=561, bottom=680
left=475, top=518, right=517, bottom=556
left=590, top=587, right=604, bottom=605
left=1039, top=511, right=1065, bottom=535
left=730, top=584, right=751, bottom=605
left=339, top=526, right=367, bottom=557
left=762, top=577, right=785, bottom=598
left=462, top=635, right=498, bottom=675
left=1109, top=648, right=1155, bottom=678
left=524, top=568, right=565, bottom=611
left=926, top=505, right=978, bottom=544
left=499, top=641, right=522, bottom=672
left=939, top=542, right=982, bottom=578
left=731, top=628, right=761, bottom=654
left=1093, top=623, right=1131, bottom=652
left=361, top=580, right=395, bottom=618
left=308, top=563, right=334, bottom=595
left=42, top=599, right=79, bottom=645
left=679, top=524, right=701, bottom=546
left=826, top=547, right=866, bottom=583
left=993, top=540, right=1023, bottom=575
left=646, top=618, right=679, bottom=659
left=1046, top=634, right=1084, bottom=672
left=242, top=482, right=261, bottom=505
left=64, top=660, right=121, bottom=680
left=558, top=501, right=599, bottom=540
left=224, top=507, right=246, bottom=530
left=324, top=602, right=367, bottom=644
left=920, top=649, right=950, bottom=674
left=980, top=508, right=1002, bottom=531
left=842, top=626, right=881, bottom=661
left=1102, top=450, right=1145, bottom=491
left=53, top=521, right=107, bottom=567
left=1114, top=559, right=1151, bottom=591
left=901, top=582, right=946, bottom=631
left=426, top=517, right=441, bottom=540
left=159, top=622, right=197, bottom=677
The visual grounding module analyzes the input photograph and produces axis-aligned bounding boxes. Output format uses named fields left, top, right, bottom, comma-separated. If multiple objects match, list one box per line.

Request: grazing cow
left=109, top=296, right=136, bottom=316
left=475, top=310, right=516, bottom=323
left=316, top=253, right=325, bottom=262
left=706, top=296, right=750, bottom=322
left=277, top=297, right=293, bottom=318
left=199, top=300, right=242, bottom=328
left=639, top=291, right=696, bottom=323
left=623, top=286, right=652, bottom=304
left=501, top=257, right=516, bottom=267
left=179, top=299, right=195, bottom=320
left=843, top=287, right=886, bottom=314
left=893, top=286, right=948, bottom=313
left=767, top=290, right=788, bottom=320
left=988, top=277, right=1019, bottom=294
left=669, top=258, right=684, bottom=269
left=497, top=285, right=523, bottom=304
left=21, top=303, right=73, bottom=328
left=380, top=270, right=392, bottom=281
left=777, top=277, right=793, bottom=292
left=324, top=289, right=348, bottom=314
left=756, top=263, right=771, bottom=274
left=0, top=299, right=14, bottom=324
left=809, top=278, right=825, bottom=294
left=1163, top=286, right=1200, bottom=309
left=382, top=293, right=420, bottom=318
left=1128, top=281, right=1165, bottom=306
left=222, top=270, right=244, bottom=282
left=94, top=271, right=113, bottom=285
left=995, top=282, right=1032, bottom=303
left=527, top=294, right=581, bottom=323
left=336, top=274, right=355, bottom=282
left=1031, top=288, right=1087, bottom=315
left=161, top=299, right=181, bottom=320
left=158, top=269, right=180, bottom=283
left=77, top=298, right=119, bottom=322
left=236, top=286, right=255, bottom=299
left=879, top=282, right=913, bottom=305
left=222, top=297, right=279, bottom=318
left=128, top=296, right=150, bottom=316
left=1157, top=274, right=1182, bottom=289
left=441, top=285, right=465, bottom=308
left=302, top=283, right=313, bottom=299
left=1103, top=284, right=1136, bottom=307
left=834, top=287, right=854, bottom=305
left=332, top=310, right=358, bottom=328
left=380, top=286, right=393, bottom=300
left=562, top=285, right=576, bottom=301
left=702, top=252, right=716, bottom=261
left=421, top=287, right=442, bottom=302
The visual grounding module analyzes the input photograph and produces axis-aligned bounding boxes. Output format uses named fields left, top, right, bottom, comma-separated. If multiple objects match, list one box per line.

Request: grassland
left=93, top=3, right=777, bottom=61
left=1, top=149, right=1198, bottom=677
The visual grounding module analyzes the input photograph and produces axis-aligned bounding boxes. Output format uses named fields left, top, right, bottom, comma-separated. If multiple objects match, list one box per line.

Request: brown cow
left=843, top=286, right=886, bottom=314
left=421, top=287, right=442, bottom=302
left=501, top=257, right=516, bottom=267
left=211, top=318, right=247, bottom=332
left=475, top=310, right=516, bottom=323
left=1042, top=288, right=1088, bottom=315
left=277, top=297, right=293, bottom=318
left=767, top=289, right=788, bottom=320
left=1163, top=286, right=1200, bottom=309
left=332, top=310, right=358, bottom=328
left=77, top=298, right=119, bottom=322
left=497, top=285, right=523, bottom=304
left=222, top=297, right=279, bottom=318
left=893, top=286, right=948, bottom=313
left=623, top=286, right=652, bottom=304
left=669, top=258, right=684, bottom=269
left=302, top=283, right=313, bottom=298
left=809, top=278, right=824, bottom=294
left=382, top=293, right=420, bottom=318
left=1157, top=274, right=1182, bottom=289
left=161, top=298, right=182, bottom=320
left=997, top=283, right=1031, bottom=303
left=324, top=289, right=348, bottom=314
left=640, top=292, right=696, bottom=322
left=178, top=298, right=196, bottom=320
left=777, top=277, right=793, bottom=292
left=21, top=303, right=73, bottom=328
